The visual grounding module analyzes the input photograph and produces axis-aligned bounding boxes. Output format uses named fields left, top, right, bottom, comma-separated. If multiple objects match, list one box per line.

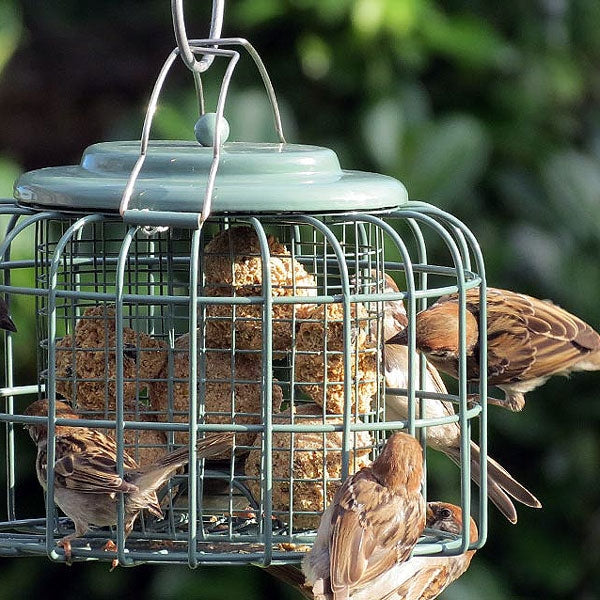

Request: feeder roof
left=14, top=141, right=408, bottom=216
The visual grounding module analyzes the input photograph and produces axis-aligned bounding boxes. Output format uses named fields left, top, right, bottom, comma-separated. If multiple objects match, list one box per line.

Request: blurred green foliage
left=0, top=0, right=599, bottom=598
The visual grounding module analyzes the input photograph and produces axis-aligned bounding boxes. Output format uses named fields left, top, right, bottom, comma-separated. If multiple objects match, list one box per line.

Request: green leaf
left=362, top=97, right=405, bottom=170
left=233, top=0, right=286, bottom=27
left=0, top=157, right=20, bottom=198
left=541, top=150, right=600, bottom=240
left=421, top=10, right=516, bottom=70
left=399, top=114, right=490, bottom=208
left=0, top=1, right=21, bottom=76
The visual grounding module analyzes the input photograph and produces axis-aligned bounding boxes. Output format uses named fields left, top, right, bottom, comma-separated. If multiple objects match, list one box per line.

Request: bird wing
left=329, top=470, right=424, bottom=596
left=482, top=288, right=600, bottom=382
left=383, top=564, right=453, bottom=600
left=53, top=432, right=139, bottom=495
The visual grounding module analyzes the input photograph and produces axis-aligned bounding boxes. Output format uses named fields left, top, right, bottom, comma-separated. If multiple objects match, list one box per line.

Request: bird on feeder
left=302, top=431, right=426, bottom=600
left=386, top=286, right=600, bottom=412
left=379, top=275, right=541, bottom=523
left=268, top=501, right=477, bottom=600
left=24, top=399, right=233, bottom=567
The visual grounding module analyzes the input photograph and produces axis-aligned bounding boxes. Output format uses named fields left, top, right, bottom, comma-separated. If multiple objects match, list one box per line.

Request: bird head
left=23, top=399, right=79, bottom=443
left=426, top=502, right=478, bottom=543
left=371, top=432, right=423, bottom=493
left=387, top=300, right=479, bottom=354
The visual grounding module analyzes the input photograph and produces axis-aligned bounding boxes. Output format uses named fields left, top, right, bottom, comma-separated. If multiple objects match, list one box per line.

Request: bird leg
left=104, top=520, right=135, bottom=570
left=57, top=520, right=88, bottom=565
left=101, top=540, right=119, bottom=571
left=57, top=536, right=74, bottom=566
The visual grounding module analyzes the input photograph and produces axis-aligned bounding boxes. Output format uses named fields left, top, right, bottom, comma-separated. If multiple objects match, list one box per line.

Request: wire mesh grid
left=0, top=204, right=486, bottom=566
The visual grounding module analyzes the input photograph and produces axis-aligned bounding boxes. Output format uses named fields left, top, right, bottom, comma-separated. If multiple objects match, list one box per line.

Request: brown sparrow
left=380, top=277, right=541, bottom=523
left=0, top=297, right=16, bottom=332
left=387, top=286, right=600, bottom=411
left=385, top=342, right=541, bottom=522
left=269, top=502, right=476, bottom=600
left=24, top=399, right=232, bottom=565
left=378, top=501, right=478, bottom=599
left=302, top=432, right=426, bottom=600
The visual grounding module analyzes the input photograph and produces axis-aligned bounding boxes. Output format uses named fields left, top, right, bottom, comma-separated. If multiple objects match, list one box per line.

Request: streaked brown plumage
left=379, top=276, right=540, bottom=523
left=268, top=502, right=476, bottom=600
left=387, top=287, right=600, bottom=411
left=381, top=502, right=478, bottom=600
left=302, top=432, right=426, bottom=600
left=385, top=343, right=541, bottom=523
left=24, top=399, right=232, bottom=565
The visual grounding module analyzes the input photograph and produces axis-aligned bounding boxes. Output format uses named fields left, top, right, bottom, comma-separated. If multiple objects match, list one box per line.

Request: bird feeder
left=0, top=0, right=487, bottom=568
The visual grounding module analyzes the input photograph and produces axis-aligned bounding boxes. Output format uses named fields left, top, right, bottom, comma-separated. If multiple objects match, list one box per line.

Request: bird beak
left=386, top=328, right=408, bottom=346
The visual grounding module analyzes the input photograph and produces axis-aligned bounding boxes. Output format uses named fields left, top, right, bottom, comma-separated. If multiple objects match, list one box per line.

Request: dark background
left=0, top=1, right=599, bottom=598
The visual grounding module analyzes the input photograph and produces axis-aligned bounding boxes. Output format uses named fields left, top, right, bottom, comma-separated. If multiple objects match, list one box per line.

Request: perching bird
left=376, top=501, right=478, bottom=600
left=380, top=276, right=541, bottom=523
left=385, top=342, right=541, bottom=523
left=387, top=286, right=600, bottom=411
left=302, top=432, right=426, bottom=600
left=24, top=399, right=232, bottom=565
left=267, top=502, right=477, bottom=600
left=0, top=298, right=16, bottom=332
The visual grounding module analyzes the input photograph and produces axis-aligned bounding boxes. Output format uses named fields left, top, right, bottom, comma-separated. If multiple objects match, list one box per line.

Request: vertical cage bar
left=188, top=227, right=201, bottom=567
left=46, top=214, right=104, bottom=560
left=114, top=226, right=137, bottom=567
left=251, top=218, right=274, bottom=565
left=2, top=214, right=21, bottom=521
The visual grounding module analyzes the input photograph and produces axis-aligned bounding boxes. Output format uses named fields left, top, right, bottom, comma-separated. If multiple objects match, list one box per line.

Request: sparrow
left=302, top=432, right=426, bottom=600
left=380, top=276, right=541, bottom=523
left=0, top=297, right=16, bottom=332
left=24, top=399, right=233, bottom=566
left=387, top=286, right=600, bottom=411
left=267, top=502, right=477, bottom=600
left=375, top=501, right=478, bottom=600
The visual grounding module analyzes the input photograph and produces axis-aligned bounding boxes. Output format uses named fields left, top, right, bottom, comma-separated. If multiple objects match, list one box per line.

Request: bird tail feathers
left=445, top=441, right=541, bottom=524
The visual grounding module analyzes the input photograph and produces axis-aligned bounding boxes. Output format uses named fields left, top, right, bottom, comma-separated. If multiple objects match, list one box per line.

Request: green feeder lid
left=14, top=137, right=408, bottom=221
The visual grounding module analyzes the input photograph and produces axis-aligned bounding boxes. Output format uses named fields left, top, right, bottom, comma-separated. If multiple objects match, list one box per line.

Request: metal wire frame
left=0, top=201, right=486, bottom=566
left=119, top=38, right=286, bottom=231
left=171, top=0, right=224, bottom=74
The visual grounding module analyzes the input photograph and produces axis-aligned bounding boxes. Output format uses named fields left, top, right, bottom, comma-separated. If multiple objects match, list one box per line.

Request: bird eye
left=123, top=344, right=138, bottom=361
left=440, top=507, right=453, bottom=519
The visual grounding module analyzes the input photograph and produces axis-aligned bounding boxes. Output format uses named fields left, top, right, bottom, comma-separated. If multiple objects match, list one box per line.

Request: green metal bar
left=45, top=213, right=105, bottom=561
left=298, top=216, right=354, bottom=479
left=394, top=207, right=479, bottom=555
left=7, top=408, right=480, bottom=431
left=187, top=228, right=202, bottom=567
left=405, top=217, right=429, bottom=502
left=353, top=214, right=418, bottom=436
left=250, top=218, right=274, bottom=565
left=2, top=213, right=21, bottom=521
left=409, top=202, right=488, bottom=549
left=0, top=533, right=470, bottom=562
left=114, top=227, right=137, bottom=567
left=0, top=275, right=483, bottom=303
left=0, top=213, right=63, bottom=261
left=0, top=385, right=43, bottom=397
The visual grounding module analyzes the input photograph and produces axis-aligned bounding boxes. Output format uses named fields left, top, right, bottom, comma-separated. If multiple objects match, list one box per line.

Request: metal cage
left=0, top=5, right=487, bottom=570
left=0, top=205, right=487, bottom=567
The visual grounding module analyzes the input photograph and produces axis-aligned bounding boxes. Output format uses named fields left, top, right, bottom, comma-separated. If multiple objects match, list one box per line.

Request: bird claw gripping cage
left=0, top=1, right=487, bottom=568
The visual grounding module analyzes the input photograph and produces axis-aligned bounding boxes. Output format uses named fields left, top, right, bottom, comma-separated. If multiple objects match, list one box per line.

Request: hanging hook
left=171, top=0, right=224, bottom=73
